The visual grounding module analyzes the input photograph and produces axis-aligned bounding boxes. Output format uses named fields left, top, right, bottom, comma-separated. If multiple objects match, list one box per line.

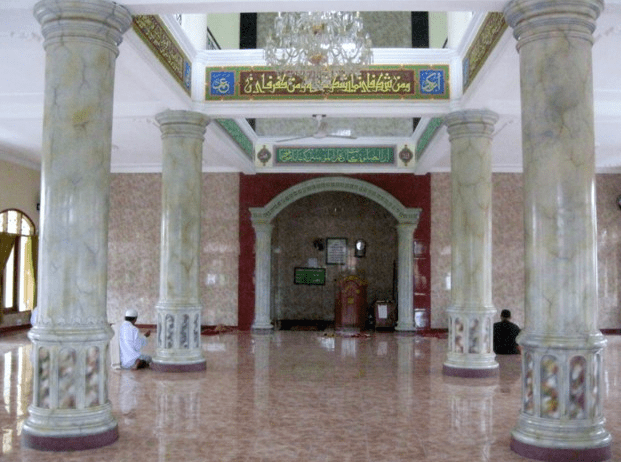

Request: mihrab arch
left=249, top=177, right=422, bottom=331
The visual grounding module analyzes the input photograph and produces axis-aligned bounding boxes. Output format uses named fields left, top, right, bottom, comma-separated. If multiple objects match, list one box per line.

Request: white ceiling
left=1, top=0, right=621, bottom=174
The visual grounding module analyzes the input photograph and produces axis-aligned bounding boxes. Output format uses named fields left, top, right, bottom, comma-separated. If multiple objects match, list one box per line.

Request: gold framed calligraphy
left=133, top=16, right=192, bottom=95
left=206, top=65, right=449, bottom=100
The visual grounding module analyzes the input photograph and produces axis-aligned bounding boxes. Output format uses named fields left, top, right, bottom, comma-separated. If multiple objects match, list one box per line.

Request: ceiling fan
left=276, top=114, right=357, bottom=143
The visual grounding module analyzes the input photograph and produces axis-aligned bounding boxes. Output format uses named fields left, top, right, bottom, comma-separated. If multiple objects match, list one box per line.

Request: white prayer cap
left=125, top=309, right=138, bottom=318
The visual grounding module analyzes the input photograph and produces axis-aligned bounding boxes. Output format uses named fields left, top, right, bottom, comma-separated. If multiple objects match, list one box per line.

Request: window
left=0, top=210, right=37, bottom=312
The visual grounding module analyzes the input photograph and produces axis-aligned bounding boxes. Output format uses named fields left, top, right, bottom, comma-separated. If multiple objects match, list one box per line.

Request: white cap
left=125, top=308, right=138, bottom=318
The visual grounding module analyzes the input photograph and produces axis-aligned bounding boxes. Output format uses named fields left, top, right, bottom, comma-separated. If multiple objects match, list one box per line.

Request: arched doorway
left=271, top=191, right=398, bottom=328
left=249, top=177, right=421, bottom=331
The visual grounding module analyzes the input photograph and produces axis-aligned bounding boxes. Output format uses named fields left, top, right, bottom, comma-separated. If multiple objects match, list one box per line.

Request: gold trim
left=132, top=15, right=191, bottom=94
left=464, top=13, right=508, bottom=92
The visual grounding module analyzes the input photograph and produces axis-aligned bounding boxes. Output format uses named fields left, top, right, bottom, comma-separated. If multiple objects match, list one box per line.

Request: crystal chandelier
left=264, top=11, right=373, bottom=91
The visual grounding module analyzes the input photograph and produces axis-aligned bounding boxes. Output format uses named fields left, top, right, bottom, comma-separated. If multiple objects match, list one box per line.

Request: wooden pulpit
left=334, top=275, right=368, bottom=331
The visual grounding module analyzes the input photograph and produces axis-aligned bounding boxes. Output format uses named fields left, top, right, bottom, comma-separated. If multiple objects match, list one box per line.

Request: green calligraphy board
left=275, top=147, right=395, bottom=164
left=215, top=119, right=253, bottom=159
left=415, top=117, right=444, bottom=161
left=294, top=267, right=326, bottom=285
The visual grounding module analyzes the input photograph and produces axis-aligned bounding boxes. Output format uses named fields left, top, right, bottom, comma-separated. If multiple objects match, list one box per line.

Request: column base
left=151, top=359, right=206, bottom=372
left=511, top=436, right=611, bottom=462
left=22, top=425, right=118, bottom=451
left=395, top=321, right=416, bottom=332
left=394, top=330, right=418, bottom=337
left=335, top=326, right=361, bottom=335
left=443, top=364, right=499, bottom=378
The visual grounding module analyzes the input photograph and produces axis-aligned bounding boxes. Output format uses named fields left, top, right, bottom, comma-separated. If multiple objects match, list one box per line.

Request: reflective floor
left=1, top=329, right=621, bottom=461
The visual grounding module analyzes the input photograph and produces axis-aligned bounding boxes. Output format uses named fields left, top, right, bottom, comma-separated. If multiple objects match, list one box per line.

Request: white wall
left=0, top=159, right=40, bottom=229
left=207, top=14, right=240, bottom=50
left=429, top=12, right=448, bottom=48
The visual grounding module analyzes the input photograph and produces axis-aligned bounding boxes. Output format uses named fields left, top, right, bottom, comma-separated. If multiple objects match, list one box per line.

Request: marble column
left=504, top=1, right=611, bottom=460
left=443, top=109, right=499, bottom=378
left=152, top=110, right=209, bottom=372
left=395, top=223, right=417, bottom=332
left=251, top=220, right=274, bottom=330
left=23, top=0, right=131, bottom=451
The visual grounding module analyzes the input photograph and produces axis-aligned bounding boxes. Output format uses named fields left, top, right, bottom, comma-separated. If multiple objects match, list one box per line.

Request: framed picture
left=326, top=238, right=347, bottom=265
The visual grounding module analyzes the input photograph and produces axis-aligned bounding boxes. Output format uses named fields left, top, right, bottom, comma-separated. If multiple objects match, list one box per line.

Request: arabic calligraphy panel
left=205, top=65, right=449, bottom=100
left=274, top=147, right=395, bottom=164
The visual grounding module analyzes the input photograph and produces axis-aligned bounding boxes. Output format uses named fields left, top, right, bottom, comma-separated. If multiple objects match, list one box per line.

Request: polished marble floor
left=1, top=329, right=621, bottom=461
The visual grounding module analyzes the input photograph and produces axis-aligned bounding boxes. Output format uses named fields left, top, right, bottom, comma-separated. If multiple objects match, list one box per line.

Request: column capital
left=504, top=0, right=604, bottom=47
left=34, top=0, right=132, bottom=53
left=444, top=109, right=498, bottom=141
left=156, top=110, right=210, bottom=139
left=396, top=222, right=417, bottom=238
left=396, top=222, right=418, bottom=230
left=251, top=219, right=273, bottom=234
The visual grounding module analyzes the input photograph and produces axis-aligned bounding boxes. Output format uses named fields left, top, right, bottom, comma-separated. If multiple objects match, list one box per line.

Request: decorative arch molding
left=248, top=176, right=422, bottom=332
left=249, top=176, right=421, bottom=225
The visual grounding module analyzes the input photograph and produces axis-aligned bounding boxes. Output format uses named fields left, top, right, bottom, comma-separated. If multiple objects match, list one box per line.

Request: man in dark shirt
left=493, top=309, right=521, bottom=354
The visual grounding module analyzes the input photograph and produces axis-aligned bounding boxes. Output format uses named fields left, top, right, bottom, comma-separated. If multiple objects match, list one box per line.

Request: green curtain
left=0, top=233, right=17, bottom=268
left=24, top=235, right=38, bottom=311
left=0, top=232, right=18, bottom=323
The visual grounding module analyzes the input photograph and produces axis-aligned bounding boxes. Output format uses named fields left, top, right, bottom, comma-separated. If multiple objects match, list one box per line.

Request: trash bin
left=374, top=300, right=396, bottom=330
left=414, top=308, right=427, bottom=330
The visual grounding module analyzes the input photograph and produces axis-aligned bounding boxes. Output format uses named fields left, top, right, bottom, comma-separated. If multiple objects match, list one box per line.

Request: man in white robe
left=119, top=308, right=152, bottom=369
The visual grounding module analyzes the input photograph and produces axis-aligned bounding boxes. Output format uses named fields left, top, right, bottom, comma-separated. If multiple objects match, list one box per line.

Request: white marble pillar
left=251, top=220, right=274, bottom=330
left=504, top=1, right=611, bottom=460
left=23, top=0, right=131, bottom=451
left=152, top=110, right=209, bottom=372
left=443, top=109, right=499, bottom=378
left=395, top=223, right=417, bottom=332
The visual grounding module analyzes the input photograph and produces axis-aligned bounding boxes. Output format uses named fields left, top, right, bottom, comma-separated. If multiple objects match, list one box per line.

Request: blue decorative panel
left=184, top=61, right=191, bottom=91
left=209, top=71, right=236, bottom=97
left=419, top=70, right=445, bottom=95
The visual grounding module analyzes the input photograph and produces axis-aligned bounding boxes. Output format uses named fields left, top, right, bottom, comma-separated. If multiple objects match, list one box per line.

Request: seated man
left=493, top=309, right=521, bottom=355
left=119, top=309, right=152, bottom=369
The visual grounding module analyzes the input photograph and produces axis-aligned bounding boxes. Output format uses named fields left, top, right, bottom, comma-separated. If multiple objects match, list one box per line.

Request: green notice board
left=294, top=267, right=326, bottom=285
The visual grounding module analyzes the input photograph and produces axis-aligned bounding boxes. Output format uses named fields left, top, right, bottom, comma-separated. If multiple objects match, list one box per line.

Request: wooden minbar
left=334, top=275, right=368, bottom=332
